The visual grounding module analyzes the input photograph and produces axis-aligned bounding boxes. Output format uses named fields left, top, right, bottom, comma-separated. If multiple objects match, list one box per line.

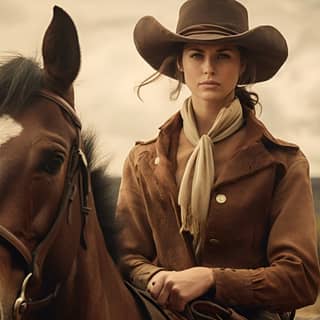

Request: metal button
left=215, top=193, right=227, bottom=204
left=154, top=156, right=160, bottom=165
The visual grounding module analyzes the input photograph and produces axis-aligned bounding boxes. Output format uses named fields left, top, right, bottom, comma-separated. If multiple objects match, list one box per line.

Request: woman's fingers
left=148, top=267, right=214, bottom=310
left=147, top=271, right=175, bottom=306
left=157, top=279, right=173, bottom=306
left=147, top=271, right=170, bottom=300
left=168, top=286, right=187, bottom=312
left=148, top=278, right=163, bottom=299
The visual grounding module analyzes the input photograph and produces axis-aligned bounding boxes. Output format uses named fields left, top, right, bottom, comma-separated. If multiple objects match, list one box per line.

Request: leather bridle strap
left=0, top=226, right=32, bottom=267
left=13, top=165, right=81, bottom=319
left=38, top=89, right=82, bottom=130
left=11, top=90, right=90, bottom=319
left=14, top=274, right=61, bottom=318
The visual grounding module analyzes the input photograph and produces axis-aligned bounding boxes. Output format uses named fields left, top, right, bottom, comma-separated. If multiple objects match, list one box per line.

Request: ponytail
left=235, top=86, right=259, bottom=112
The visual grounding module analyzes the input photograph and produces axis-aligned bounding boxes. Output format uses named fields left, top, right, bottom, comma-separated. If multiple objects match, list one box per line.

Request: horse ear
left=42, top=6, right=81, bottom=91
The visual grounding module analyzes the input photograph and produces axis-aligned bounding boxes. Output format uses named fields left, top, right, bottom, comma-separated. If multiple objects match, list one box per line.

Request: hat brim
left=134, top=16, right=288, bottom=84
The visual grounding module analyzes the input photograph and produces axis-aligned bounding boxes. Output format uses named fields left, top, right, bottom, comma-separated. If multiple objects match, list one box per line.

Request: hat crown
left=176, top=0, right=249, bottom=34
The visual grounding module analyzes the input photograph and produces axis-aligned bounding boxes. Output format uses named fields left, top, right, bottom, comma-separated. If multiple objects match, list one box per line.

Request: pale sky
left=1, top=0, right=319, bottom=176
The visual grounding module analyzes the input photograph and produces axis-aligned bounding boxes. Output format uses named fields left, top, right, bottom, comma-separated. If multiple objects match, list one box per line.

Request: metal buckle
left=78, top=149, right=88, bottom=168
left=13, top=273, right=32, bottom=320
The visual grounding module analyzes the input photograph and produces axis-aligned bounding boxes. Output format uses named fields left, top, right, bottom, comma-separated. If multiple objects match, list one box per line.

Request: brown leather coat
left=116, top=107, right=320, bottom=313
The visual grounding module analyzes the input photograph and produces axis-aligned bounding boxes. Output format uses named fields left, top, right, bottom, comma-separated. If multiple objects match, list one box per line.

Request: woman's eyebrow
left=185, top=47, right=205, bottom=52
left=185, top=46, right=235, bottom=52
left=216, top=47, right=234, bottom=52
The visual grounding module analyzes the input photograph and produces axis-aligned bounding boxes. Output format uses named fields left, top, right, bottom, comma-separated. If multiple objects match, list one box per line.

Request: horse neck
left=54, top=195, right=142, bottom=320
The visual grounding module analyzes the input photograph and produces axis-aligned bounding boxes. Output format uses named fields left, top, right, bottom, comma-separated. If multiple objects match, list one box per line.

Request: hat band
left=179, top=24, right=239, bottom=37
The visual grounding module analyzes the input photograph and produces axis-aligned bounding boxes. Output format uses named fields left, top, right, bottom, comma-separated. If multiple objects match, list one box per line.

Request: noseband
left=0, top=90, right=90, bottom=319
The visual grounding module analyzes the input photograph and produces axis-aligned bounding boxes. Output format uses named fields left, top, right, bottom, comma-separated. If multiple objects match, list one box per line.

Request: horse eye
left=41, top=153, right=65, bottom=175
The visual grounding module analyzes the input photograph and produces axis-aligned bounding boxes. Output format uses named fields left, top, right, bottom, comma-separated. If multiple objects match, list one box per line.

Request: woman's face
left=180, top=43, right=244, bottom=106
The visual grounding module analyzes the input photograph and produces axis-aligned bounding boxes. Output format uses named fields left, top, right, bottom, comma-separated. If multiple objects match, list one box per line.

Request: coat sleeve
left=116, top=147, right=165, bottom=289
left=212, top=158, right=320, bottom=312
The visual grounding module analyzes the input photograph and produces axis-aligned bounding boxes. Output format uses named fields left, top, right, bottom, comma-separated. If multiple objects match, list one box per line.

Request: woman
left=116, top=0, right=320, bottom=319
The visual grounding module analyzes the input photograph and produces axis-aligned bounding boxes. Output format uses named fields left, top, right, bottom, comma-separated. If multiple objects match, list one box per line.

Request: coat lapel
left=153, top=113, right=196, bottom=266
left=215, top=142, right=277, bottom=188
left=215, top=108, right=298, bottom=187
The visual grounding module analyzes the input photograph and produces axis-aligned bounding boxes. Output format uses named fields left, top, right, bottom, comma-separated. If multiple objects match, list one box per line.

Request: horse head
left=0, top=6, right=154, bottom=320
left=0, top=6, right=84, bottom=320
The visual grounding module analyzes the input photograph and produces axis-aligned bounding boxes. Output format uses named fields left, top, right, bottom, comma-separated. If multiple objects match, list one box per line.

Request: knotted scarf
left=178, top=97, right=244, bottom=255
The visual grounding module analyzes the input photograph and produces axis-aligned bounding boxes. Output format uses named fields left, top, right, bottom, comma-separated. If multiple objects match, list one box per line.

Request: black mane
left=82, top=131, right=120, bottom=262
left=0, top=56, right=43, bottom=115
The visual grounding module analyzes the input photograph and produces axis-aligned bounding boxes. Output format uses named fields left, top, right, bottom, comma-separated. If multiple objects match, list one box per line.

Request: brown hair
left=136, top=54, right=183, bottom=101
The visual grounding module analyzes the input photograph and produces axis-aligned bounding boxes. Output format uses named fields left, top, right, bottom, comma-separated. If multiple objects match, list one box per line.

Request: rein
left=0, top=90, right=90, bottom=320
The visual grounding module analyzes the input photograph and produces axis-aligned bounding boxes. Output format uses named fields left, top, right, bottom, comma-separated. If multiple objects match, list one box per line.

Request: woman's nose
left=203, top=58, right=215, bottom=75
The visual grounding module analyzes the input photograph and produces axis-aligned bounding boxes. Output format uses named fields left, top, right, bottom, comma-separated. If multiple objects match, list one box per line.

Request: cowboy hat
left=133, top=0, right=288, bottom=84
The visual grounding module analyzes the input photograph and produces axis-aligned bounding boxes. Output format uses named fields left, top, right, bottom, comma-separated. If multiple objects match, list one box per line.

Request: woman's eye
left=40, top=153, right=65, bottom=175
left=217, top=53, right=231, bottom=60
left=190, top=53, right=203, bottom=59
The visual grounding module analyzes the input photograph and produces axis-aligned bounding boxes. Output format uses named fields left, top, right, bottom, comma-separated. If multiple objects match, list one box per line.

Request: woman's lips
left=198, top=80, right=220, bottom=87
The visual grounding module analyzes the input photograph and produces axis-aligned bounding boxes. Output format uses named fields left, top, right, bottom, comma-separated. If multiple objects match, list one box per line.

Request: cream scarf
left=178, top=97, right=244, bottom=255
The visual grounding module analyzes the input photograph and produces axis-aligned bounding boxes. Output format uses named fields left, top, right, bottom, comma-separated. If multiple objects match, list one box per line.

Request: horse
left=0, top=7, right=169, bottom=320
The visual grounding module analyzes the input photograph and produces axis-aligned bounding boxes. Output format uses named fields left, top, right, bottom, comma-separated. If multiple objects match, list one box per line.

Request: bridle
left=0, top=89, right=90, bottom=319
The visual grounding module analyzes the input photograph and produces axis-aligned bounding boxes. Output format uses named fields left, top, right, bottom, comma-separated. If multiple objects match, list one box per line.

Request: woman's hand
left=146, top=267, right=215, bottom=312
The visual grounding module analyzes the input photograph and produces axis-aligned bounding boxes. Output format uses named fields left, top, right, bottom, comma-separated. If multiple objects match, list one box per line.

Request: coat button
left=154, top=156, right=160, bottom=165
left=215, top=193, right=227, bottom=204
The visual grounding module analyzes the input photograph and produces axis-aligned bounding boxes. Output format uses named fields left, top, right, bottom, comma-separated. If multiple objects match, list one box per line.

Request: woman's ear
left=240, top=60, right=246, bottom=77
left=177, top=59, right=183, bottom=72
left=237, top=59, right=247, bottom=84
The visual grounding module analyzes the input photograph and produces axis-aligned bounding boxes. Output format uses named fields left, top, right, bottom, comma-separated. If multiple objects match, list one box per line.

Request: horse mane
left=0, top=55, right=42, bottom=114
left=82, top=131, right=120, bottom=262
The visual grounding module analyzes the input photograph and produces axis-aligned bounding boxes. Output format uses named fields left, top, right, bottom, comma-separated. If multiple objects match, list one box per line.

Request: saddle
left=125, top=281, right=171, bottom=320
left=186, top=300, right=247, bottom=320
left=126, top=282, right=245, bottom=320
left=125, top=283, right=293, bottom=320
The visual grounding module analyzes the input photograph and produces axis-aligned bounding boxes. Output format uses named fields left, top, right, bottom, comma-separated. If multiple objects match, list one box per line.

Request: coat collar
left=243, top=107, right=298, bottom=150
left=154, top=106, right=298, bottom=189
left=157, top=107, right=298, bottom=151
